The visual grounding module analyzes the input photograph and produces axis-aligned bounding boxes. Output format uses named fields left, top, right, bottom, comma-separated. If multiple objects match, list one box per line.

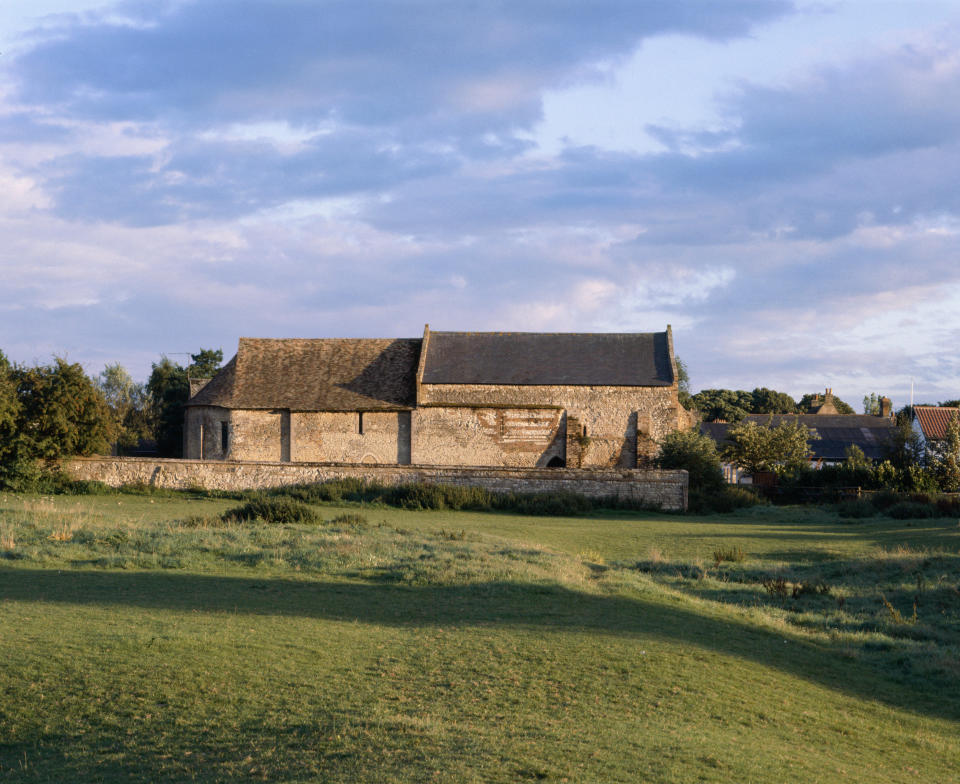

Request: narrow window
left=358, top=412, right=364, bottom=435
left=221, top=421, right=229, bottom=453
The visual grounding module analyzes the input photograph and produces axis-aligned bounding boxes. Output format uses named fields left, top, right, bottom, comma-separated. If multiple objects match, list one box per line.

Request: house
left=701, top=390, right=897, bottom=480
left=912, top=405, right=960, bottom=455
left=184, top=325, right=693, bottom=468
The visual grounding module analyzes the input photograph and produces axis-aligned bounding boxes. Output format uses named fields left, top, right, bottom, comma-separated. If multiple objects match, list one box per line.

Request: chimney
left=879, top=396, right=892, bottom=418
left=825, top=388, right=833, bottom=403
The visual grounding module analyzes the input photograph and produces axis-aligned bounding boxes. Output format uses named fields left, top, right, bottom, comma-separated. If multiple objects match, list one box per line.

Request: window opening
left=358, top=412, right=364, bottom=435
left=221, top=421, right=229, bottom=453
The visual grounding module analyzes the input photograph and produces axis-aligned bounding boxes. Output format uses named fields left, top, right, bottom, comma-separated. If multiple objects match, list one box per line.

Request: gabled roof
left=187, top=338, right=421, bottom=411
left=420, top=330, right=674, bottom=387
left=701, top=413, right=898, bottom=461
left=914, top=406, right=960, bottom=442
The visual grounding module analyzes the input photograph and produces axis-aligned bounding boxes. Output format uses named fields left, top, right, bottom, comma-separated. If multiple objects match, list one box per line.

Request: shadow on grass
left=2, top=565, right=959, bottom=725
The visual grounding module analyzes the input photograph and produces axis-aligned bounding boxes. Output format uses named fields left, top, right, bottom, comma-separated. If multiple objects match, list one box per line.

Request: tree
left=675, top=356, right=693, bottom=411
left=722, top=416, right=818, bottom=475
left=862, top=393, right=882, bottom=415
left=13, top=358, right=112, bottom=459
left=884, top=417, right=924, bottom=470
left=843, top=444, right=872, bottom=470
left=930, top=413, right=960, bottom=492
left=690, top=389, right=754, bottom=422
left=189, top=348, right=223, bottom=378
left=656, top=428, right=724, bottom=493
left=0, top=351, right=21, bottom=467
left=939, top=399, right=960, bottom=408
left=97, top=363, right=151, bottom=452
left=798, top=392, right=855, bottom=415
left=147, top=349, right=222, bottom=457
left=750, top=387, right=798, bottom=415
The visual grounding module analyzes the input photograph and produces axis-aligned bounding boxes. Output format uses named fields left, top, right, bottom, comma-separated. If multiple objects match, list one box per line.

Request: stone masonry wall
left=292, top=411, right=409, bottom=465
left=418, top=383, right=684, bottom=467
left=411, top=407, right=564, bottom=468
left=63, top=457, right=688, bottom=511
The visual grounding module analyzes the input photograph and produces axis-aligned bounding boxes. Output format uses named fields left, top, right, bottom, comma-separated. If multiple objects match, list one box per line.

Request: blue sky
left=2, top=0, right=959, bottom=409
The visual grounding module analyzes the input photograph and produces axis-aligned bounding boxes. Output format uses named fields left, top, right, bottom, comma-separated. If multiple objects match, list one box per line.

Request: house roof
left=420, top=331, right=674, bottom=387
left=914, top=405, right=960, bottom=442
left=187, top=337, right=421, bottom=411
left=701, top=414, right=898, bottom=461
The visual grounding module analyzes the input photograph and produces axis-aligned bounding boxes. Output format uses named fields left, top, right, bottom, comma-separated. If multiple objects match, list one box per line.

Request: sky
left=2, top=0, right=959, bottom=410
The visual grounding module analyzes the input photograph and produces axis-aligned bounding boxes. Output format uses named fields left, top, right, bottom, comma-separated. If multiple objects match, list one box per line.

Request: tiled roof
left=701, top=414, right=898, bottom=461
left=421, top=331, right=674, bottom=386
left=914, top=406, right=960, bottom=441
left=187, top=338, right=421, bottom=411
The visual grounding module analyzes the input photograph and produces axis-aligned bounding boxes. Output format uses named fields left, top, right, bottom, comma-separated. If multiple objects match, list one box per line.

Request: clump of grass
left=712, top=545, right=745, bottom=565
left=0, top=529, right=15, bottom=550
left=329, top=513, right=368, bottom=527
left=221, top=496, right=319, bottom=525
left=179, top=514, right=233, bottom=529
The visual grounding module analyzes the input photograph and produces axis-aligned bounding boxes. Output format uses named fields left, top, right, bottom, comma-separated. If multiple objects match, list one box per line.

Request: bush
left=689, top=486, right=761, bottom=514
left=837, top=499, right=876, bottom=519
left=870, top=489, right=901, bottom=511
left=935, top=496, right=960, bottom=516
left=655, top=429, right=724, bottom=493
left=222, top=496, right=319, bottom=525
left=498, top=491, right=594, bottom=516
left=885, top=501, right=937, bottom=520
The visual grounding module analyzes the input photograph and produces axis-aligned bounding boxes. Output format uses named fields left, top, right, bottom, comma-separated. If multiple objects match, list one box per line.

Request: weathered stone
left=62, top=457, right=688, bottom=511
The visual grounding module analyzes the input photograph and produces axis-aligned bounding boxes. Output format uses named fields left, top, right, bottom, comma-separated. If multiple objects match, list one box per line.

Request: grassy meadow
left=0, top=490, right=958, bottom=782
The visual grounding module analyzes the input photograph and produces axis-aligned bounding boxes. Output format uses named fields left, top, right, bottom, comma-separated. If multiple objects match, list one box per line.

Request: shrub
left=689, top=486, right=761, bottom=514
left=655, top=429, right=725, bottom=493
left=500, top=491, right=594, bottom=516
left=222, top=496, right=319, bottom=525
left=935, top=496, right=960, bottom=517
left=837, top=499, right=876, bottom=519
left=870, top=489, right=901, bottom=511
left=886, top=501, right=937, bottom=520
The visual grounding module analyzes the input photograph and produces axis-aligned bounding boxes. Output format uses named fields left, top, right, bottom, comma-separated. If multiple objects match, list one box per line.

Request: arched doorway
left=546, top=456, right=566, bottom=468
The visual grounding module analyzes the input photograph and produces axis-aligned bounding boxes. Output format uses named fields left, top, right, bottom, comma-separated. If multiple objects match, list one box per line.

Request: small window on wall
left=358, top=412, right=364, bottom=435
left=221, top=422, right=229, bottom=453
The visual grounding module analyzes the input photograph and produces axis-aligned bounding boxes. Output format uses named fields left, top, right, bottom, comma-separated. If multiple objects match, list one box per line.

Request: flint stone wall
left=62, top=457, right=688, bottom=511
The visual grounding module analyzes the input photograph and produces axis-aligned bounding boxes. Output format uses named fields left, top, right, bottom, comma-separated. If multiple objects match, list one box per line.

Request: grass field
left=0, top=491, right=958, bottom=782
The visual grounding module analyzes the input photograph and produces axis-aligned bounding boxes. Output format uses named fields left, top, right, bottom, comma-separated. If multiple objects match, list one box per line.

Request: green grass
left=0, top=491, right=958, bottom=782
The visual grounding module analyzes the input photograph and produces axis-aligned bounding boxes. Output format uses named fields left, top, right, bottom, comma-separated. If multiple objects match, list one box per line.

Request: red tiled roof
left=914, top=406, right=960, bottom=441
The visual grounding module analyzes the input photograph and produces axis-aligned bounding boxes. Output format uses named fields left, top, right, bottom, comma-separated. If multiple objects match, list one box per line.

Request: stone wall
left=418, top=383, right=685, bottom=467
left=62, top=457, right=688, bottom=511
left=292, top=411, right=409, bottom=465
left=411, top=407, right=564, bottom=468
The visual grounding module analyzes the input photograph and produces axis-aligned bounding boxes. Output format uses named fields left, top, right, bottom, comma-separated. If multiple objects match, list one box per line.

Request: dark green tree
left=883, top=417, right=924, bottom=470
left=147, top=349, right=222, bottom=457
left=656, top=428, right=724, bottom=493
left=13, top=358, right=112, bottom=459
left=690, top=389, right=754, bottom=422
left=0, top=351, right=22, bottom=468
left=188, top=348, right=223, bottom=378
left=938, top=399, right=960, bottom=408
left=750, top=387, right=798, bottom=414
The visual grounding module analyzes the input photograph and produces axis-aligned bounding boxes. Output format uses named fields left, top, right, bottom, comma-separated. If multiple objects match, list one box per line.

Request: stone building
left=184, top=325, right=692, bottom=468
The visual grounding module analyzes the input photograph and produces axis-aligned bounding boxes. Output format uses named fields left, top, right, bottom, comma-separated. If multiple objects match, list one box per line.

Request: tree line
left=0, top=348, right=221, bottom=489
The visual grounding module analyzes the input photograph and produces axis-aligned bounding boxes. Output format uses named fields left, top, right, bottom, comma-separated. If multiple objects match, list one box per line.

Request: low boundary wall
left=63, top=457, right=688, bottom=511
